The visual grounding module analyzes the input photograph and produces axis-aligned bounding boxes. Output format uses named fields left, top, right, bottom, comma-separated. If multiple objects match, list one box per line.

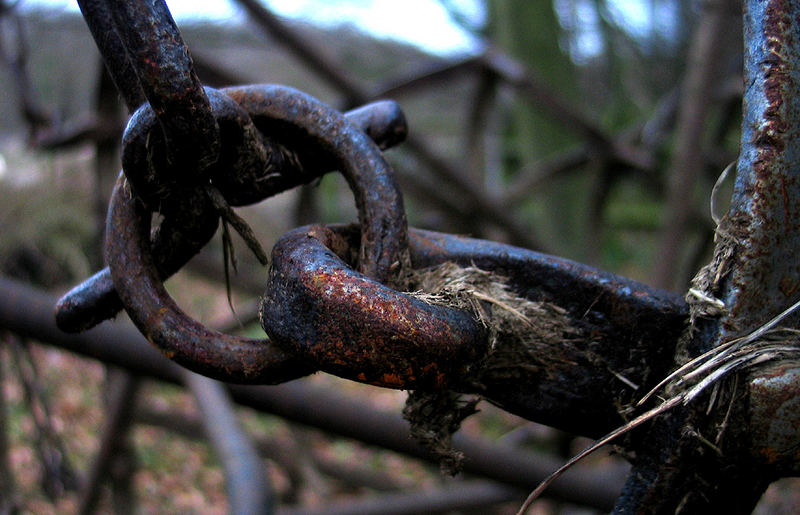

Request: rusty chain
left=23, top=0, right=800, bottom=511
left=50, top=0, right=800, bottom=509
left=55, top=0, right=687, bottom=410
left=54, top=91, right=407, bottom=333
left=103, top=81, right=414, bottom=383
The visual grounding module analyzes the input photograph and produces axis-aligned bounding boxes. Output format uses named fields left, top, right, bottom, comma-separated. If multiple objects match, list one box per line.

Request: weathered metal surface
left=54, top=95, right=408, bottom=333
left=613, top=1, right=800, bottom=511
left=55, top=191, right=219, bottom=332
left=122, top=85, right=409, bottom=211
left=214, top=85, right=408, bottom=283
left=40, top=0, right=800, bottom=511
left=4, top=277, right=627, bottom=510
left=337, top=100, right=407, bottom=151
left=54, top=270, right=123, bottom=333
left=104, top=86, right=408, bottom=382
left=261, top=225, right=487, bottom=390
left=105, top=175, right=312, bottom=384
left=75, top=0, right=146, bottom=111
left=104, top=0, right=220, bottom=174
left=720, top=0, right=800, bottom=338
left=407, top=229, right=686, bottom=319
left=406, top=228, right=688, bottom=434
left=749, top=362, right=800, bottom=470
left=262, top=224, right=687, bottom=434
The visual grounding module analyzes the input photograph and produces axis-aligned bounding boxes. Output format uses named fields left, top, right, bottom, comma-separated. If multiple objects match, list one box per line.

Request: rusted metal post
left=615, top=0, right=800, bottom=512
left=718, top=0, right=800, bottom=337
left=719, top=0, right=800, bottom=483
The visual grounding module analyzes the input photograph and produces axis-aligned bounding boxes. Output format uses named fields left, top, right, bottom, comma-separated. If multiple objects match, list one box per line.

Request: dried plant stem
left=516, top=396, right=682, bottom=515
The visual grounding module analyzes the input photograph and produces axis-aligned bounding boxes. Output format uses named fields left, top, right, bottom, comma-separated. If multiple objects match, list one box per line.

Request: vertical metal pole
left=716, top=0, right=800, bottom=338
left=612, top=0, right=800, bottom=512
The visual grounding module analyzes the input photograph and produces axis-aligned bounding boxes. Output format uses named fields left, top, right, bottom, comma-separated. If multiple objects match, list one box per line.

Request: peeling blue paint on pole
left=722, top=0, right=800, bottom=338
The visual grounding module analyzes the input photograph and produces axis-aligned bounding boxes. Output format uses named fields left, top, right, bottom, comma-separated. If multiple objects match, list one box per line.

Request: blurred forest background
left=0, top=0, right=797, bottom=513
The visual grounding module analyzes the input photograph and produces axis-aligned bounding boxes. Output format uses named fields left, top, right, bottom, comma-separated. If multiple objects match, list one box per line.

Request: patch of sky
left=555, top=0, right=681, bottom=63
left=260, top=0, right=486, bottom=56
left=554, top=0, right=605, bottom=64
left=18, top=0, right=672, bottom=59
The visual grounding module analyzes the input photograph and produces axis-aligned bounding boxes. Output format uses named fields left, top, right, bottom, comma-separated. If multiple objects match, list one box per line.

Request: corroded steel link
left=404, top=227, right=686, bottom=433
left=75, top=0, right=146, bottom=112
left=105, top=176, right=312, bottom=384
left=261, top=225, right=488, bottom=390
left=122, top=87, right=251, bottom=211
left=104, top=87, right=408, bottom=382
left=54, top=192, right=218, bottom=333
left=55, top=95, right=408, bottom=333
left=262, top=224, right=687, bottom=425
left=104, top=0, right=220, bottom=173
left=336, top=100, right=408, bottom=151
left=214, top=85, right=409, bottom=282
left=122, top=85, right=408, bottom=211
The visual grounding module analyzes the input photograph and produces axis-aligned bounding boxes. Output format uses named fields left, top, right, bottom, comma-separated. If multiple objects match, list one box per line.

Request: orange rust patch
left=759, top=447, right=782, bottom=465
left=779, top=275, right=799, bottom=298
left=378, top=373, right=409, bottom=388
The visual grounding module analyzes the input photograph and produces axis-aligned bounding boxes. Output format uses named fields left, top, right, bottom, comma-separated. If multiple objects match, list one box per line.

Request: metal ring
left=260, top=224, right=487, bottom=389
left=55, top=90, right=407, bottom=333
left=105, top=87, right=408, bottom=382
left=106, top=175, right=311, bottom=383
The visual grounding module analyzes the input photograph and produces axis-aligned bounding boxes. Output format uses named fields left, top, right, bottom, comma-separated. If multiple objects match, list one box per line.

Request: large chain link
left=106, top=84, right=410, bottom=383
left=54, top=92, right=407, bottom=333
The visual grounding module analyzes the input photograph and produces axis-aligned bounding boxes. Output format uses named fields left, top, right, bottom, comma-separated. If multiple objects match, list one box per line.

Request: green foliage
left=481, top=0, right=701, bottom=269
left=488, top=0, right=580, bottom=159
